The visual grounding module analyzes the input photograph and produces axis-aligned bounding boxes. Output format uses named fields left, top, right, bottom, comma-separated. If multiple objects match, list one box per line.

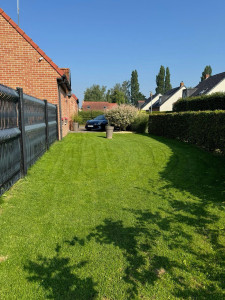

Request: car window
left=94, top=115, right=105, bottom=120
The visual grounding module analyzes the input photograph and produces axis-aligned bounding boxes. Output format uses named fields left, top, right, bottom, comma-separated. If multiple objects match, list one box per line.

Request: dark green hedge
left=131, top=114, right=149, bottom=133
left=148, top=111, right=225, bottom=154
left=173, top=93, right=225, bottom=112
left=79, top=110, right=104, bottom=124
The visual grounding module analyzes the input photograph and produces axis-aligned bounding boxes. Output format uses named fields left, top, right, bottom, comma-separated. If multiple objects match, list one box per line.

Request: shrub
left=72, top=114, right=83, bottom=123
left=173, top=93, right=225, bottom=112
left=148, top=111, right=225, bottom=154
left=105, top=105, right=138, bottom=130
left=79, top=110, right=103, bottom=124
left=131, top=112, right=149, bottom=133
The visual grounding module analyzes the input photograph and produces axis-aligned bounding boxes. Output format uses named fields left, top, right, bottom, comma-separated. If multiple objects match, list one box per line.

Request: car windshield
left=94, top=115, right=105, bottom=120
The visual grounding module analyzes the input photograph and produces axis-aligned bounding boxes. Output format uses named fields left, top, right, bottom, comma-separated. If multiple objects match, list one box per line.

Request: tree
left=164, top=67, right=172, bottom=93
left=122, top=80, right=131, bottom=103
left=137, top=92, right=146, bottom=101
left=106, top=89, right=112, bottom=103
left=110, top=90, right=126, bottom=104
left=201, top=65, right=212, bottom=81
left=156, top=66, right=165, bottom=94
left=84, top=85, right=106, bottom=102
left=131, top=70, right=140, bottom=105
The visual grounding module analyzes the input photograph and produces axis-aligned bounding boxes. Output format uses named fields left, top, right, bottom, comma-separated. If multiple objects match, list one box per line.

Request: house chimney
left=205, top=74, right=210, bottom=80
left=180, top=81, right=184, bottom=87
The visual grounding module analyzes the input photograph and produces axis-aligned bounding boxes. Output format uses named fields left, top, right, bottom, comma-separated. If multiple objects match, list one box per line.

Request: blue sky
left=1, top=0, right=225, bottom=104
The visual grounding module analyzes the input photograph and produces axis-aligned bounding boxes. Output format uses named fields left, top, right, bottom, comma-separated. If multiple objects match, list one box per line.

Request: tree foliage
left=131, top=70, right=140, bottom=105
left=84, top=85, right=106, bottom=102
left=155, top=66, right=172, bottom=94
left=164, top=67, right=172, bottom=93
left=156, top=66, right=165, bottom=94
left=110, top=89, right=126, bottom=104
left=106, top=81, right=131, bottom=104
left=137, top=92, right=146, bottom=101
left=201, top=65, right=212, bottom=82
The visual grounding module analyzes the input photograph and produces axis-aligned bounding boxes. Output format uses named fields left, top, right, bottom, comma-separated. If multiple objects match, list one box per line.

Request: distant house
left=153, top=82, right=186, bottom=112
left=137, top=101, right=145, bottom=109
left=183, top=72, right=225, bottom=98
left=140, top=93, right=162, bottom=111
left=82, top=101, right=118, bottom=111
left=0, top=8, right=78, bottom=139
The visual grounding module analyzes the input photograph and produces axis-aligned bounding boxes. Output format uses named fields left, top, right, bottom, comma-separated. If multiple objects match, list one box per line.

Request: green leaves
left=173, top=93, right=225, bottom=112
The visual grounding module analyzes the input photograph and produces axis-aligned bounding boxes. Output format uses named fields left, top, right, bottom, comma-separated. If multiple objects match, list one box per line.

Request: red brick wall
left=0, top=14, right=71, bottom=139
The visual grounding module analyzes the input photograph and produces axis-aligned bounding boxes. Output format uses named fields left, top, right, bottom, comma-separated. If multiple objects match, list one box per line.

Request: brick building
left=82, top=101, right=118, bottom=111
left=0, top=8, right=78, bottom=139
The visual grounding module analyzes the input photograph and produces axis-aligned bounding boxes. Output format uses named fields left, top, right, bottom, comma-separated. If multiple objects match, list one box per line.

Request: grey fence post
left=17, top=87, right=27, bottom=177
left=56, top=104, right=59, bottom=140
left=44, top=100, right=49, bottom=150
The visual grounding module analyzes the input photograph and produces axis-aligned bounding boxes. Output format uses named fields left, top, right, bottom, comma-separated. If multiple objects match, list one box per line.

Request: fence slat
left=17, top=87, right=27, bottom=177
left=44, top=100, right=49, bottom=150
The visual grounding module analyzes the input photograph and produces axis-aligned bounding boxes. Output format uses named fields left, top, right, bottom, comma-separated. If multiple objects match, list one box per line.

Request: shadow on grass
left=0, top=196, right=3, bottom=206
left=24, top=244, right=97, bottom=300
left=139, top=134, right=225, bottom=297
left=24, top=134, right=225, bottom=298
left=83, top=215, right=186, bottom=299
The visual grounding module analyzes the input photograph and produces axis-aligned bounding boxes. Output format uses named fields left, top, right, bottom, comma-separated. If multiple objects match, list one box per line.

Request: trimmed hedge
left=173, top=93, right=225, bottom=112
left=148, top=111, right=225, bottom=154
left=79, top=110, right=104, bottom=124
left=131, top=113, right=149, bottom=133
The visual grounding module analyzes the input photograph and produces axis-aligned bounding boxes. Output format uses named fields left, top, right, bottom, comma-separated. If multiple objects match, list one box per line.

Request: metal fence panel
left=23, top=94, right=46, bottom=168
left=0, top=84, right=20, bottom=195
left=0, top=84, right=58, bottom=196
left=48, top=103, right=57, bottom=145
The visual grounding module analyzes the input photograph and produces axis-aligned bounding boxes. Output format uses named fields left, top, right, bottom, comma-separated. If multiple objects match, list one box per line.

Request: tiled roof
left=82, top=101, right=118, bottom=110
left=72, top=94, right=78, bottom=100
left=140, top=94, right=159, bottom=109
left=152, top=86, right=182, bottom=108
left=0, top=8, right=64, bottom=77
left=191, top=72, right=225, bottom=97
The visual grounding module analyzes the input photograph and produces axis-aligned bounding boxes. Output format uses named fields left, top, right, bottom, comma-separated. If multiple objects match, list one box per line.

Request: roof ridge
left=0, top=7, right=64, bottom=77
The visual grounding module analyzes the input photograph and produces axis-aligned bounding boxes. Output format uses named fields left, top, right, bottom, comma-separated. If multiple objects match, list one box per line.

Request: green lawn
left=0, top=133, right=225, bottom=299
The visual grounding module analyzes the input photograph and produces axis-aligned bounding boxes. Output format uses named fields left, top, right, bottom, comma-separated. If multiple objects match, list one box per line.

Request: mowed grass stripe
left=0, top=132, right=224, bottom=299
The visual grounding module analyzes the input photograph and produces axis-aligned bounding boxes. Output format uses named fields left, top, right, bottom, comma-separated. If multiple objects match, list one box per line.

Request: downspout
left=57, top=84, right=63, bottom=140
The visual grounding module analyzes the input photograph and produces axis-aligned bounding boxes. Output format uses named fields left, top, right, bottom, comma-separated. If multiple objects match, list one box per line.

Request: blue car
left=85, top=115, right=108, bottom=131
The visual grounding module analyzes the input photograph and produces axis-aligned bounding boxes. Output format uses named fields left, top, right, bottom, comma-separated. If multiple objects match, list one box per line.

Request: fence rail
left=0, top=84, right=58, bottom=196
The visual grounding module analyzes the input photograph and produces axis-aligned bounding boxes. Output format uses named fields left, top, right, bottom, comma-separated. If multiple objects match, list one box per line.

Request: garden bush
left=78, top=110, right=103, bottom=124
left=148, top=111, right=225, bottom=154
left=72, top=114, right=83, bottom=123
left=105, top=105, right=138, bottom=130
left=173, top=93, right=225, bottom=112
left=131, top=113, right=149, bottom=133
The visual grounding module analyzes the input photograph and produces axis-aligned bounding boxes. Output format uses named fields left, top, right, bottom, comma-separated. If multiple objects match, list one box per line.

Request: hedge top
left=173, top=93, right=225, bottom=112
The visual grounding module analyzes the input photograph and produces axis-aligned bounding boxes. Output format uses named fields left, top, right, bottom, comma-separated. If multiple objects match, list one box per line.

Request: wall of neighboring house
left=207, top=80, right=225, bottom=94
left=160, top=87, right=186, bottom=111
left=68, top=97, right=78, bottom=130
left=58, top=87, right=70, bottom=138
left=0, top=13, right=70, bottom=139
left=141, top=94, right=161, bottom=111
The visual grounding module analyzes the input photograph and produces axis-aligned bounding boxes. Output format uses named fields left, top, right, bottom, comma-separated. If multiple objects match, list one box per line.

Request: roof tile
left=82, top=101, right=118, bottom=111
